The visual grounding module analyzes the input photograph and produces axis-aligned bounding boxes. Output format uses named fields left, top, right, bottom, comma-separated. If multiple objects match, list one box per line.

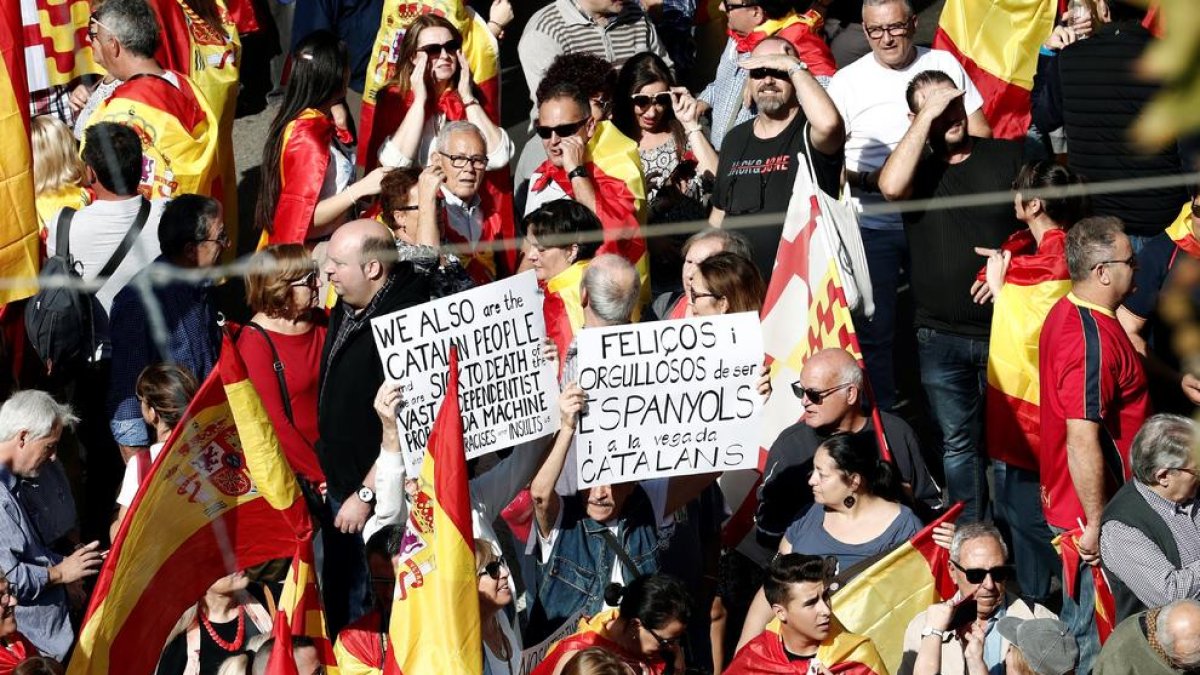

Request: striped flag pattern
left=1, top=0, right=39, bottom=303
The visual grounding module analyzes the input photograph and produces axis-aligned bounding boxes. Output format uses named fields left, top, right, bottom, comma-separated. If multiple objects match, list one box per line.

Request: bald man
left=753, top=348, right=940, bottom=558
left=318, top=219, right=429, bottom=635
left=1095, top=599, right=1200, bottom=675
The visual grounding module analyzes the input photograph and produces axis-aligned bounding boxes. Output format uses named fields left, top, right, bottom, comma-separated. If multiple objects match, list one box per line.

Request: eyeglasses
left=748, top=67, right=789, bottom=81
left=87, top=15, right=112, bottom=43
left=417, top=39, right=461, bottom=57
left=290, top=271, right=319, bottom=288
left=441, top=153, right=488, bottom=170
left=864, top=18, right=914, bottom=39
left=950, top=559, right=1014, bottom=584
left=478, top=558, right=509, bottom=580
left=1092, top=254, right=1137, bottom=272
left=790, top=382, right=853, bottom=404
left=534, top=118, right=590, bottom=139
left=631, top=92, right=673, bottom=108
left=723, top=1, right=758, bottom=10
left=200, top=231, right=230, bottom=247
left=1172, top=467, right=1200, bottom=477
left=591, top=96, right=611, bottom=114
left=645, top=625, right=684, bottom=650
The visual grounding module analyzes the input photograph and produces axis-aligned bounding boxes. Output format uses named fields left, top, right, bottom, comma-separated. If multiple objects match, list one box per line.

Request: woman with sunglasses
left=534, top=575, right=692, bottom=675
left=686, top=251, right=766, bottom=317
left=739, top=432, right=921, bottom=646
left=364, top=14, right=512, bottom=174
left=235, top=244, right=328, bottom=487
left=257, top=32, right=389, bottom=247
left=477, top=544, right=522, bottom=675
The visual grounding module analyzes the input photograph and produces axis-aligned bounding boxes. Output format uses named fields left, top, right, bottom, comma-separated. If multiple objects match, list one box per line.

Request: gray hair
left=435, top=120, right=485, bottom=154
left=863, top=0, right=914, bottom=15
left=1131, top=414, right=1195, bottom=484
left=1066, top=216, right=1125, bottom=282
left=1157, top=599, right=1200, bottom=668
left=583, top=254, right=641, bottom=325
left=682, top=228, right=755, bottom=264
left=0, top=390, right=79, bottom=442
left=93, top=0, right=161, bottom=59
left=949, top=522, right=1008, bottom=562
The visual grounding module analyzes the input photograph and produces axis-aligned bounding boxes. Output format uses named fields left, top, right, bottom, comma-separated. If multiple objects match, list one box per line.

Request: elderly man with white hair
left=1094, top=599, right=1200, bottom=675
left=0, top=390, right=103, bottom=659
left=1101, top=414, right=1200, bottom=622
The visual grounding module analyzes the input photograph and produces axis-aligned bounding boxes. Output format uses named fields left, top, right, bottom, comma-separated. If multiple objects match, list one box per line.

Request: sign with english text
left=574, top=312, right=764, bottom=488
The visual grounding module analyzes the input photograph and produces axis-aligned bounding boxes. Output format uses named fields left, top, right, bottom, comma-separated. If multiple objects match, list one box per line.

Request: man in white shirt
left=825, top=0, right=990, bottom=411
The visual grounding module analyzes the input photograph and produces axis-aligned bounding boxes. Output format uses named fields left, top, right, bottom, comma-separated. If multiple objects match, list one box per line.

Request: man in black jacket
left=317, top=219, right=429, bottom=635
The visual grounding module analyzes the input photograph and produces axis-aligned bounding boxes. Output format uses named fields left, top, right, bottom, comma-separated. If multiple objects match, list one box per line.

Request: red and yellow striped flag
left=983, top=228, right=1071, bottom=472
left=1056, top=527, right=1117, bottom=645
left=68, top=334, right=331, bottom=675
left=0, top=0, right=39, bottom=304
left=358, top=0, right=500, bottom=171
left=933, top=0, right=1056, bottom=139
left=827, top=503, right=965, bottom=674
left=384, top=347, right=481, bottom=674
left=21, top=0, right=101, bottom=94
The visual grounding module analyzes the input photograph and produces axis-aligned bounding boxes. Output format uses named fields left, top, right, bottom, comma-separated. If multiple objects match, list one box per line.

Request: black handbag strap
left=597, top=527, right=640, bottom=581
left=242, top=321, right=296, bottom=425
left=97, top=197, right=151, bottom=280
left=55, top=208, right=76, bottom=259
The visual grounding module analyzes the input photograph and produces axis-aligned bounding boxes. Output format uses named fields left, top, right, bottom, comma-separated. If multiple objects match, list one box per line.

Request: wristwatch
left=787, top=61, right=809, bottom=76
left=921, top=626, right=951, bottom=642
left=357, top=485, right=376, bottom=504
left=567, top=166, right=589, bottom=181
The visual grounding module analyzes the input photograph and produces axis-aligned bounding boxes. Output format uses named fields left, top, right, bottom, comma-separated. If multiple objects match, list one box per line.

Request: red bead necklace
left=200, top=607, right=246, bottom=652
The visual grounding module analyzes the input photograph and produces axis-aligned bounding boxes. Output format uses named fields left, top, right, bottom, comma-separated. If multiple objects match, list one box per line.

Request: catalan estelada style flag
left=827, top=503, right=965, bottom=674
left=358, top=0, right=500, bottom=171
left=383, top=347, right=481, bottom=674
left=20, top=0, right=101, bottom=98
left=68, top=334, right=333, bottom=675
left=0, top=0, right=39, bottom=304
left=933, top=0, right=1056, bottom=139
left=981, top=228, right=1071, bottom=473
left=1057, top=527, right=1117, bottom=645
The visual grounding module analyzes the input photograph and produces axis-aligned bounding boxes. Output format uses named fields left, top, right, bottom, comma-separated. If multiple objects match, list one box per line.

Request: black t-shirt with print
left=713, top=112, right=844, bottom=281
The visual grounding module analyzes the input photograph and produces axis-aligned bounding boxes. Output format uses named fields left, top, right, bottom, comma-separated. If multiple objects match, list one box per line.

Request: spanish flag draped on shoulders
left=532, top=610, right=672, bottom=675
left=525, top=120, right=651, bottom=305
left=728, top=10, right=836, bottom=80
left=83, top=69, right=220, bottom=200
left=260, top=108, right=347, bottom=247
left=979, top=227, right=1071, bottom=471
left=725, top=626, right=887, bottom=675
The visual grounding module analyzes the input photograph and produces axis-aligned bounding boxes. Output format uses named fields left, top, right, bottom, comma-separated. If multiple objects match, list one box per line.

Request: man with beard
left=709, top=36, right=844, bottom=281
left=877, top=70, right=1024, bottom=525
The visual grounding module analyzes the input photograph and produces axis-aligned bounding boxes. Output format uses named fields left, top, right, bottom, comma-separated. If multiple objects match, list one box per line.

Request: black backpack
left=25, top=199, right=151, bottom=375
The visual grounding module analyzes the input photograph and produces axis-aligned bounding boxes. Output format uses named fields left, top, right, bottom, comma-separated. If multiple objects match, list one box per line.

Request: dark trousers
left=993, top=460, right=1058, bottom=604
left=858, top=229, right=909, bottom=411
left=320, top=493, right=371, bottom=637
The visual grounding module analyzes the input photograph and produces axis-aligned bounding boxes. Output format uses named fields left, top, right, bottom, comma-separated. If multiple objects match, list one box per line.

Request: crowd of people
left=5, top=0, right=1200, bottom=672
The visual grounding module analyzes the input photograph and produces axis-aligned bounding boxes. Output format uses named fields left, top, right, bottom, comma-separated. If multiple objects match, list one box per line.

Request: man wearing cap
left=979, top=618, right=1079, bottom=675
left=900, top=523, right=1057, bottom=675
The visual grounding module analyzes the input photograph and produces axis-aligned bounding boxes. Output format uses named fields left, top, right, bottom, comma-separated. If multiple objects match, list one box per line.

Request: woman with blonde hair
left=31, top=115, right=88, bottom=232
left=563, top=648, right=637, bottom=675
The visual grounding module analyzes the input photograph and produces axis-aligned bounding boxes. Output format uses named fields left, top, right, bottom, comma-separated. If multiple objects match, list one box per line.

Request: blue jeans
left=1053, top=525, right=1101, bottom=675
left=321, top=493, right=372, bottom=637
left=916, top=327, right=990, bottom=523
left=993, top=461, right=1057, bottom=604
left=858, top=229, right=909, bottom=411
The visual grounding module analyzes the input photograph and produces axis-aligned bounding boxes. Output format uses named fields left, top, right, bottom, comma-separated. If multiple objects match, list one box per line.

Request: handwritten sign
left=574, top=312, right=764, bottom=488
left=519, top=611, right=583, bottom=674
left=372, top=272, right=560, bottom=473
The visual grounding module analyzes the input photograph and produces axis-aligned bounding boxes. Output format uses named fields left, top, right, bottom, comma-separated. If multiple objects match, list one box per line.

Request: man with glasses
left=901, top=523, right=1057, bottom=675
left=108, top=195, right=226, bottom=462
left=709, top=37, right=844, bottom=282
left=0, top=572, right=40, bottom=669
left=1038, top=216, right=1150, bottom=674
left=1100, top=414, right=1200, bottom=622
left=755, top=348, right=940, bottom=559
left=695, top=0, right=837, bottom=150
left=826, top=0, right=990, bottom=413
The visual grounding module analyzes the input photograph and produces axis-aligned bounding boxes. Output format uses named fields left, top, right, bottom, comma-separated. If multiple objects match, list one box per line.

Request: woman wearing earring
left=738, top=433, right=922, bottom=645
left=477, top=543, right=522, bottom=675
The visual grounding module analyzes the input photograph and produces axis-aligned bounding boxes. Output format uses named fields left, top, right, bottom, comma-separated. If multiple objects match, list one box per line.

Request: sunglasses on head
left=951, top=559, right=1014, bottom=584
left=631, top=92, right=673, bottom=108
left=417, top=39, right=461, bottom=57
left=748, top=67, right=789, bottom=81
left=478, top=558, right=508, bottom=580
left=534, top=118, right=589, bottom=139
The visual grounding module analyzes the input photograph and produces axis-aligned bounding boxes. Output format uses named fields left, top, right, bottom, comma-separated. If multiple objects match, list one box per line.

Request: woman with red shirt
left=236, top=244, right=327, bottom=486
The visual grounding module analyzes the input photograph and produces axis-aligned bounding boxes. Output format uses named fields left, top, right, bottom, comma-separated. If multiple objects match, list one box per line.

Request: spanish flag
left=827, top=504, right=965, bottom=674
left=982, top=228, right=1071, bottom=471
left=727, top=625, right=888, bottom=675
left=933, top=0, right=1056, bottom=139
left=1164, top=202, right=1200, bottom=260
left=68, top=335, right=328, bottom=675
left=383, top=347, right=481, bottom=674
left=541, top=260, right=588, bottom=379
left=0, top=0, right=39, bottom=304
left=1056, top=527, right=1117, bottom=645
left=358, top=0, right=500, bottom=171
left=261, top=108, right=338, bottom=246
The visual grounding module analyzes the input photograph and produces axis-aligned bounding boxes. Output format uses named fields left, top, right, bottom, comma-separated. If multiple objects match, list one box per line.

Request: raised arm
left=531, top=383, right=586, bottom=536
left=878, top=88, right=965, bottom=202
left=382, top=53, right=431, bottom=168
left=372, top=381, right=408, bottom=527
left=738, top=53, right=844, bottom=156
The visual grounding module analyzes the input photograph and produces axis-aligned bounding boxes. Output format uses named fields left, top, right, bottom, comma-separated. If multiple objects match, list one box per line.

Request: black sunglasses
left=790, top=382, right=853, bottom=404
left=748, top=67, right=789, bottom=81
left=631, top=92, right=673, bottom=108
left=417, top=39, right=461, bottom=57
left=951, top=559, right=1014, bottom=584
left=1190, top=201, right=1200, bottom=218
left=534, top=118, right=589, bottom=139
left=645, top=625, right=684, bottom=649
left=478, top=558, right=508, bottom=580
